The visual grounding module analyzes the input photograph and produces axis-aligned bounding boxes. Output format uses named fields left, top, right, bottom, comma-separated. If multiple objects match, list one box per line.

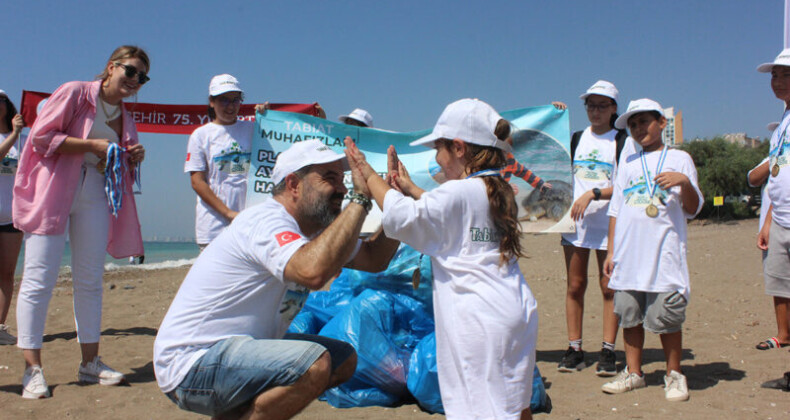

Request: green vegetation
left=678, top=137, right=769, bottom=219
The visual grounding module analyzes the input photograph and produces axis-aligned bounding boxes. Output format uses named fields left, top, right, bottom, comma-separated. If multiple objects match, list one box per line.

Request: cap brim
left=757, top=63, right=775, bottom=73
left=410, top=133, right=440, bottom=148
left=614, top=112, right=633, bottom=130
left=210, top=87, right=243, bottom=96
left=338, top=115, right=349, bottom=123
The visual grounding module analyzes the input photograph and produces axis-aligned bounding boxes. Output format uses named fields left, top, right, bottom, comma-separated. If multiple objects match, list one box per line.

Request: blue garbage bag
left=406, top=333, right=550, bottom=415
left=406, top=332, right=442, bottom=413
left=344, top=244, right=434, bottom=310
left=319, top=289, right=434, bottom=408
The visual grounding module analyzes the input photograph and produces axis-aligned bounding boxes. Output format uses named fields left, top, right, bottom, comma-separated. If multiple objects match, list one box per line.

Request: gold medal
left=411, top=267, right=421, bottom=290
left=645, top=203, right=659, bottom=218
left=772, top=164, right=780, bottom=177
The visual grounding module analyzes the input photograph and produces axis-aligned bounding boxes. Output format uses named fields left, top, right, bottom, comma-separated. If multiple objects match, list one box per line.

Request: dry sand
left=0, top=219, right=788, bottom=419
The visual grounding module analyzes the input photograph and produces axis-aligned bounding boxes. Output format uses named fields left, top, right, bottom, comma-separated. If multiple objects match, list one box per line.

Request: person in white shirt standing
left=345, top=98, right=539, bottom=420
left=756, top=49, right=790, bottom=354
left=155, top=140, right=400, bottom=419
left=185, top=74, right=255, bottom=249
left=0, top=90, right=25, bottom=346
left=558, top=80, right=627, bottom=376
left=602, top=99, right=702, bottom=402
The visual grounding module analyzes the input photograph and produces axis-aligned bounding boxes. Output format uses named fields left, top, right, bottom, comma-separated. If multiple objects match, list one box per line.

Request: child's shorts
left=764, top=221, right=790, bottom=298
left=613, top=290, right=687, bottom=334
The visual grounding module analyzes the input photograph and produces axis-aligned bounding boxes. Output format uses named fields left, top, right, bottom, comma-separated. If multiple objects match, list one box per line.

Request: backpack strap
left=615, top=129, right=627, bottom=163
left=570, top=130, right=583, bottom=167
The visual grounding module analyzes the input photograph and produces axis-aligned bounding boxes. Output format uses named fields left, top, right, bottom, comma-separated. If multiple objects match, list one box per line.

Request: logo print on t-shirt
left=186, top=152, right=191, bottom=162
left=275, top=231, right=301, bottom=246
left=573, top=149, right=613, bottom=181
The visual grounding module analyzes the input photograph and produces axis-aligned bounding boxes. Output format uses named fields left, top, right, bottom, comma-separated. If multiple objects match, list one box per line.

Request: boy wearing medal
left=756, top=49, right=790, bottom=352
left=601, top=99, right=703, bottom=402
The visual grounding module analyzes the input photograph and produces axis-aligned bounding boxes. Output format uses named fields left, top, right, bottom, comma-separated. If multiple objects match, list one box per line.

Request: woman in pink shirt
left=12, top=45, right=148, bottom=399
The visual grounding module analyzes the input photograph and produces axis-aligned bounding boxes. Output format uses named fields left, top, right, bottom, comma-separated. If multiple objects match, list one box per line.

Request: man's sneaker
left=557, top=347, right=585, bottom=372
left=78, top=356, right=126, bottom=385
left=0, top=324, right=17, bottom=345
left=596, top=348, right=617, bottom=377
left=22, top=366, right=51, bottom=399
left=601, top=367, right=646, bottom=394
left=664, top=370, right=689, bottom=401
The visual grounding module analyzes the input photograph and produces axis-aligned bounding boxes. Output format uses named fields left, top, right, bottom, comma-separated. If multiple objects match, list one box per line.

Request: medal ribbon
left=640, top=146, right=669, bottom=201
left=770, top=115, right=790, bottom=164
left=466, top=168, right=502, bottom=179
left=104, top=143, right=128, bottom=217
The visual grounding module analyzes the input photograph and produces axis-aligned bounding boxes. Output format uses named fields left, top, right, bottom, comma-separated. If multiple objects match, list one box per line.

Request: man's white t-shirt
left=0, top=132, right=25, bottom=225
left=561, top=127, right=618, bottom=250
left=382, top=178, right=538, bottom=420
left=767, top=110, right=790, bottom=229
left=153, top=198, right=358, bottom=393
left=184, top=121, right=253, bottom=244
left=607, top=148, right=703, bottom=299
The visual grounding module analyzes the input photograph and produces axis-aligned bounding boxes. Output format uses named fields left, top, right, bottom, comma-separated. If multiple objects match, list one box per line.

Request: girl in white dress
left=345, top=98, right=538, bottom=420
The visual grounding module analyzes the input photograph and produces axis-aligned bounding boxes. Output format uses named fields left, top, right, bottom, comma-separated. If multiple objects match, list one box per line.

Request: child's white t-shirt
left=561, top=127, right=618, bottom=250
left=607, top=148, right=703, bottom=298
left=153, top=198, right=360, bottom=393
left=0, top=132, right=24, bottom=225
left=767, top=110, right=790, bottom=229
left=184, top=121, right=253, bottom=244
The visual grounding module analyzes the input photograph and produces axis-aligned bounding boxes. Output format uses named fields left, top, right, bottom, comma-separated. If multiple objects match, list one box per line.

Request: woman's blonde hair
left=96, top=45, right=150, bottom=81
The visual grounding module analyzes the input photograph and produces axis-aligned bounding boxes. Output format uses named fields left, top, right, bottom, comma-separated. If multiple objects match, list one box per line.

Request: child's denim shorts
left=166, top=333, right=355, bottom=417
left=613, top=290, right=687, bottom=334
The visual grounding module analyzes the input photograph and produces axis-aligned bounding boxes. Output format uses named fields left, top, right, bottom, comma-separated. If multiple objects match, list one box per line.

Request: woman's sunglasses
left=114, top=62, right=150, bottom=85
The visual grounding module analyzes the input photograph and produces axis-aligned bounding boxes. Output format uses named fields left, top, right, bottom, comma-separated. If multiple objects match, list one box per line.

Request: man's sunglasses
left=114, top=62, right=150, bottom=85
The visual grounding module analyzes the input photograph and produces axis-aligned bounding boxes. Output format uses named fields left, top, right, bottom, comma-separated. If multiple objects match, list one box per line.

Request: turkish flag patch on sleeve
left=275, top=231, right=302, bottom=246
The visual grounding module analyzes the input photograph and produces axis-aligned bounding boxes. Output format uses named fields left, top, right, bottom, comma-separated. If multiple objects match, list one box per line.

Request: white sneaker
left=0, top=324, right=17, bottom=345
left=664, top=370, right=689, bottom=401
left=601, top=367, right=646, bottom=394
left=22, top=366, right=51, bottom=399
left=78, top=356, right=125, bottom=385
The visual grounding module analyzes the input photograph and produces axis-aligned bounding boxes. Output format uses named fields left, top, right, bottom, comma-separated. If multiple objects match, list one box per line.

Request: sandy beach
left=0, top=219, right=787, bottom=419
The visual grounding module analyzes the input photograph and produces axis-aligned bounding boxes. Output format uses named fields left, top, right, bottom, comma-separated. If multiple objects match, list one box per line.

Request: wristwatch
left=347, top=191, right=372, bottom=213
left=592, top=188, right=601, bottom=201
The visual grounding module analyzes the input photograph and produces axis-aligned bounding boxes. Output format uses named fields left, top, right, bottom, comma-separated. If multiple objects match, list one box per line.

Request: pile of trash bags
left=287, top=245, right=550, bottom=414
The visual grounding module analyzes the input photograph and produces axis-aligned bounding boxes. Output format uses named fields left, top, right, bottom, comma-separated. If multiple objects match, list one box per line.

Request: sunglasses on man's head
left=114, top=62, right=150, bottom=85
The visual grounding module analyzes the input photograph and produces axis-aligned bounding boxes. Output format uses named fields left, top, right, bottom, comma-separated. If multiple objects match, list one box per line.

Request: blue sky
left=2, top=1, right=786, bottom=240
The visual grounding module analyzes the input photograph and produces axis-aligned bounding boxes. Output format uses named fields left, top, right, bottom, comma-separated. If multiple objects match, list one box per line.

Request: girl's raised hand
left=386, top=145, right=403, bottom=193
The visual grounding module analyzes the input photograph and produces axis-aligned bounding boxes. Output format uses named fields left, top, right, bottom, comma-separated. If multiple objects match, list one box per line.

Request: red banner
left=20, top=90, right=319, bottom=135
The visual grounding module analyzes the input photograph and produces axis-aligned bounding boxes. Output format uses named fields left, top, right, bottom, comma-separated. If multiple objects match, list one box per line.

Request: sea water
left=13, top=241, right=200, bottom=277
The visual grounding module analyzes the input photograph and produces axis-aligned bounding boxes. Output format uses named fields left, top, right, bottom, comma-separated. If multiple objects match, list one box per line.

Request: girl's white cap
left=339, top=108, right=374, bottom=127
left=411, top=98, right=510, bottom=152
left=579, top=80, right=619, bottom=103
left=757, top=49, right=790, bottom=73
left=768, top=122, right=780, bottom=132
left=209, top=74, right=243, bottom=96
left=614, top=98, right=664, bottom=130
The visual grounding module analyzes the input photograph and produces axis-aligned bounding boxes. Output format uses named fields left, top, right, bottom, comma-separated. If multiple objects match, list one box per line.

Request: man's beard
left=297, top=183, right=344, bottom=229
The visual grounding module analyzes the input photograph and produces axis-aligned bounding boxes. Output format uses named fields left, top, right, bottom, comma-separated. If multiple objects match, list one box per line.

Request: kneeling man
left=154, top=140, right=399, bottom=419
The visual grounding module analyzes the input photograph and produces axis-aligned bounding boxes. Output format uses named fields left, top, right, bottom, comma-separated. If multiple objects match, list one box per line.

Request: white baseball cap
left=411, top=98, right=510, bottom=152
left=0, top=89, right=6, bottom=97
left=757, top=48, right=790, bottom=73
left=579, top=80, right=619, bottom=103
left=209, top=74, right=243, bottom=96
left=271, top=140, right=350, bottom=185
left=614, top=98, right=665, bottom=130
left=768, top=121, right=780, bottom=132
left=339, top=108, right=374, bottom=128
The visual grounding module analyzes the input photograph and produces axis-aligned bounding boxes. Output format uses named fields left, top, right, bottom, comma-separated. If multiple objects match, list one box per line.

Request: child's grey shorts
left=764, top=221, right=790, bottom=298
left=613, top=290, right=687, bottom=334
